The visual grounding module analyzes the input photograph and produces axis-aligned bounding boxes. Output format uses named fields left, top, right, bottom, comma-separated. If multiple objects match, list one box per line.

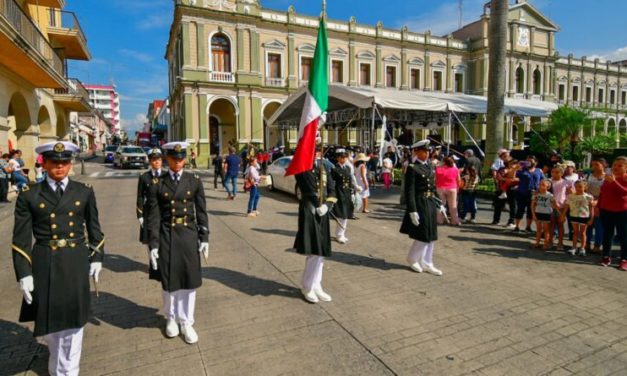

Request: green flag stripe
left=308, top=17, right=329, bottom=112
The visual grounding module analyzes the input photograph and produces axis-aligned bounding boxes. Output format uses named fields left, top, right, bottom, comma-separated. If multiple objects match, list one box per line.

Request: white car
left=267, top=156, right=299, bottom=199
left=113, top=146, right=148, bottom=169
left=267, top=156, right=333, bottom=200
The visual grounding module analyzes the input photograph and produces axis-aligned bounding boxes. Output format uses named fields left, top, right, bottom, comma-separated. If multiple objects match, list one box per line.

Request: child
left=381, top=156, right=393, bottom=190
left=498, top=160, right=520, bottom=199
left=549, top=166, right=573, bottom=251
left=531, top=179, right=557, bottom=249
left=459, top=166, right=480, bottom=224
left=561, top=180, right=594, bottom=256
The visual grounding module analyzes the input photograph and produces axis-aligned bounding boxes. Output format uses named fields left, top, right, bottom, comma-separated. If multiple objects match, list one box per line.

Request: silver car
left=113, top=146, right=148, bottom=169
left=267, top=156, right=333, bottom=200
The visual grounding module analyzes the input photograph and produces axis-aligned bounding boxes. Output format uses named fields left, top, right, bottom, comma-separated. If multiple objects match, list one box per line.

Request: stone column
left=526, top=60, right=532, bottom=97
left=236, top=27, right=245, bottom=72
left=198, top=94, right=209, bottom=167
left=508, top=59, right=515, bottom=96
left=287, top=33, right=297, bottom=89
left=250, top=30, right=260, bottom=73
left=182, top=22, right=191, bottom=66
left=375, top=44, right=383, bottom=88
left=424, top=51, right=431, bottom=90
left=446, top=56, right=452, bottom=93
left=197, top=23, right=206, bottom=67
left=348, top=40, right=356, bottom=86
left=400, top=48, right=408, bottom=90
left=237, top=95, right=248, bottom=145
left=251, top=96, right=263, bottom=143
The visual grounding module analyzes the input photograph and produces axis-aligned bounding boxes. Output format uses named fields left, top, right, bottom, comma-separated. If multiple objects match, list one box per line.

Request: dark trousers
left=214, top=170, right=224, bottom=189
left=600, top=209, right=627, bottom=260
left=460, top=190, right=477, bottom=220
left=0, top=177, right=8, bottom=202
left=493, top=189, right=516, bottom=225
left=515, top=191, right=533, bottom=220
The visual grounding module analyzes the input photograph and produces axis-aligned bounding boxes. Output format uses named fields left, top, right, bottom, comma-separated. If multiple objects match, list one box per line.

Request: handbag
left=352, top=192, right=363, bottom=211
left=243, top=179, right=252, bottom=192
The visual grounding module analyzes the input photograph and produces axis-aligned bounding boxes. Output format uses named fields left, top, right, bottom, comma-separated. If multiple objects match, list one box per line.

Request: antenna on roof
left=458, top=0, right=463, bottom=29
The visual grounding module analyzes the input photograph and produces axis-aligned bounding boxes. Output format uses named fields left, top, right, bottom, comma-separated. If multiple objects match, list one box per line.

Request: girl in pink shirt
left=549, top=166, right=573, bottom=251
left=435, top=157, right=461, bottom=225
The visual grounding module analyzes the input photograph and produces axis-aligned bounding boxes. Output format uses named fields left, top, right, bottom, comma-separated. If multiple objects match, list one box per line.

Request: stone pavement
left=0, top=160, right=625, bottom=376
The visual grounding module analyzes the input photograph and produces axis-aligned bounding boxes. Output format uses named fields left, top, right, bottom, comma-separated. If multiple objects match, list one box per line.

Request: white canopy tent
left=268, top=85, right=558, bottom=157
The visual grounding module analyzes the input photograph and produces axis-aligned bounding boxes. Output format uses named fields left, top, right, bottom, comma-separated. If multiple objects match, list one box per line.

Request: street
left=1, top=159, right=626, bottom=376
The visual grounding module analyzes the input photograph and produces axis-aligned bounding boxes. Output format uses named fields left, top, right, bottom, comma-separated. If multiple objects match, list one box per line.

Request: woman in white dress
left=354, top=153, right=371, bottom=213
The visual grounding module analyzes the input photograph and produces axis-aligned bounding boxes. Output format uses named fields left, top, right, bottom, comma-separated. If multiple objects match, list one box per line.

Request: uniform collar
left=169, top=169, right=183, bottom=181
left=151, top=168, right=161, bottom=177
left=47, top=176, right=69, bottom=191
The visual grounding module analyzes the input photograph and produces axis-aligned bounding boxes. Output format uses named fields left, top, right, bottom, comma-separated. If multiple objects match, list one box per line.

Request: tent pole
left=379, top=115, right=387, bottom=166
left=447, top=111, right=452, bottom=155
left=451, top=111, right=485, bottom=158
left=371, top=105, right=376, bottom=151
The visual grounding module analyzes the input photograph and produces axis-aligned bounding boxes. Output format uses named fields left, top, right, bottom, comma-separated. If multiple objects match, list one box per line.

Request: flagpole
left=318, top=0, right=327, bottom=207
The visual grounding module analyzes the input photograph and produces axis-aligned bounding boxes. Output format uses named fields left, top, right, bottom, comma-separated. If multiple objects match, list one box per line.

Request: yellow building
left=0, top=0, right=91, bottom=169
left=165, top=0, right=626, bottom=166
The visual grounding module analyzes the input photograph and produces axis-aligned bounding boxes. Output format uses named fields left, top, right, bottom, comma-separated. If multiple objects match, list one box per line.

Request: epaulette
left=84, top=183, right=92, bottom=189
left=152, top=178, right=159, bottom=184
left=408, top=163, right=415, bottom=168
left=20, top=185, right=30, bottom=193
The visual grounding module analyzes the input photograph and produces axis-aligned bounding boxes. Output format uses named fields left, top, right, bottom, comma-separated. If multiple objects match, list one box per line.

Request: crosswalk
left=86, top=170, right=213, bottom=179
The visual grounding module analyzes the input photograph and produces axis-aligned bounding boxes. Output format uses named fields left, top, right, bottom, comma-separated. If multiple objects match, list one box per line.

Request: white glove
left=138, top=217, right=144, bottom=227
left=149, top=249, right=159, bottom=270
left=199, top=242, right=209, bottom=259
left=409, top=212, right=420, bottom=227
left=316, top=205, right=329, bottom=216
left=439, top=205, right=448, bottom=215
left=19, top=276, right=34, bottom=304
left=89, top=262, right=102, bottom=283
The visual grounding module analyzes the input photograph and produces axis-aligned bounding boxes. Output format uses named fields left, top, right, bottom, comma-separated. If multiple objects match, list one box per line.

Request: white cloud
left=395, top=0, right=485, bottom=36
left=120, top=113, right=149, bottom=133
left=118, top=49, right=154, bottom=63
left=588, top=46, right=627, bottom=63
left=136, top=13, right=172, bottom=31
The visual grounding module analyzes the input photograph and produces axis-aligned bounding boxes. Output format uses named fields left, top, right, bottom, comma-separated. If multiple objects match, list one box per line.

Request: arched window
left=211, top=33, right=231, bottom=72
left=533, top=68, right=541, bottom=95
left=515, top=66, right=525, bottom=94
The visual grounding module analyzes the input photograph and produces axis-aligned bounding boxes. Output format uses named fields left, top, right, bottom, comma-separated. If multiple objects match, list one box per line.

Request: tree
left=547, top=106, right=591, bottom=161
left=485, top=0, right=508, bottom=170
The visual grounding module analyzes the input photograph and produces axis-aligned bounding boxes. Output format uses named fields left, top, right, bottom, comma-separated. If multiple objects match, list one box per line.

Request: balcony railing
left=209, top=71, right=234, bottom=83
left=0, top=0, right=64, bottom=77
left=54, top=78, right=89, bottom=102
left=266, top=77, right=285, bottom=87
left=48, top=8, right=87, bottom=45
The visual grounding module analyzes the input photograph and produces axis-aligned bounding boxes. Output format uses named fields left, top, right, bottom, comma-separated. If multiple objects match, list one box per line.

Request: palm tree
left=485, top=0, right=508, bottom=169
left=548, top=106, right=590, bottom=160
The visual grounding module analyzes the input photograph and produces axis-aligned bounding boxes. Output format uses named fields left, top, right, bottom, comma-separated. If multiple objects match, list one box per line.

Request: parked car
left=113, top=146, right=148, bottom=169
left=103, top=145, right=118, bottom=163
left=266, top=156, right=333, bottom=200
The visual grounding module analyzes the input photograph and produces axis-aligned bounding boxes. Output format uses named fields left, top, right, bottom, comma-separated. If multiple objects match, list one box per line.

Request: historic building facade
left=166, top=0, right=626, bottom=166
left=0, top=0, right=92, bottom=170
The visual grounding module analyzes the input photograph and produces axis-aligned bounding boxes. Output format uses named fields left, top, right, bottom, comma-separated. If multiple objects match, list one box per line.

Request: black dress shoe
left=350, top=215, right=359, bottom=220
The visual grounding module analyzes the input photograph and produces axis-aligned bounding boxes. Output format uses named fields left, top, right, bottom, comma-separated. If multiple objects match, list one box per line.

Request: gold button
left=171, top=200, right=175, bottom=204
left=75, top=201, right=81, bottom=206
left=164, top=192, right=169, bottom=197
left=187, top=191, right=191, bottom=195
left=69, top=222, right=74, bottom=226
left=50, top=213, right=56, bottom=218
left=183, top=199, right=187, bottom=203
left=51, top=224, right=57, bottom=229
left=171, top=209, right=176, bottom=213
left=39, top=203, right=46, bottom=208
left=52, top=235, right=58, bottom=240
left=70, top=243, right=76, bottom=248
left=184, top=208, right=187, bottom=212
left=69, top=212, right=74, bottom=217
left=69, top=232, right=75, bottom=237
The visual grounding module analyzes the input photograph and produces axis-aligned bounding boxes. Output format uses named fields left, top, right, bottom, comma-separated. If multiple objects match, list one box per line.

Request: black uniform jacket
left=12, top=180, right=105, bottom=337
left=137, top=169, right=162, bottom=281
left=293, top=161, right=337, bottom=257
left=400, top=161, right=438, bottom=242
left=331, top=163, right=354, bottom=220
left=147, top=171, right=209, bottom=292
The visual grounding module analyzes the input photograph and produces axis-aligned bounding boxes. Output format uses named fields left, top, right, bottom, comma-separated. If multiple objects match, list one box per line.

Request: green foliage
left=576, top=132, right=617, bottom=157
left=532, top=106, right=593, bottom=163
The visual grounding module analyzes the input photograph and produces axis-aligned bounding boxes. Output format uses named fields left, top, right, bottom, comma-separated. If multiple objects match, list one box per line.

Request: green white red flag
left=285, top=15, right=328, bottom=176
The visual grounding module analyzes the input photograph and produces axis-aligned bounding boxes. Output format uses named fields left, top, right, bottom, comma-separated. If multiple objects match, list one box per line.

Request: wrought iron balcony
left=47, top=8, right=90, bottom=60
left=53, top=78, right=91, bottom=111
left=0, top=0, right=65, bottom=86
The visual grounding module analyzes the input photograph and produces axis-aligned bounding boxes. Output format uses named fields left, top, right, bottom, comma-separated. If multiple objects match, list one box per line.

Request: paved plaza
left=0, top=160, right=626, bottom=376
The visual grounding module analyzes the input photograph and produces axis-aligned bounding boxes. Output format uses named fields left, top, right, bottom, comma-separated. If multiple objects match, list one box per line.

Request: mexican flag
left=285, top=16, right=328, bottom=176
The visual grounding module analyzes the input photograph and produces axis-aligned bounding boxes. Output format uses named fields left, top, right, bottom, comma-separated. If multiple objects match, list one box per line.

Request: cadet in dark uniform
left=136, top=148, right=163, bottom=281
left=400, top=140, right=443, bottom=276
left=147, top=142, right=209, bottom=344
left=331, top=148, right=354, bottom=244
left=294, top=149, right=337, bottom=303
left=12, top=141, right=105, bottom=375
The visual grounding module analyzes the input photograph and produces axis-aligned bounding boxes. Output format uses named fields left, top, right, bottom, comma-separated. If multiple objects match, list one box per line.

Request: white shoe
left=314, top=287, right=332, bottom=302
left=421, top=262, right=443, bottom=276
left=506, top=223, right=516, bottom=230
left=180, top=324, right=198, bottom=344
left=165, top=319, right=179, bottom=338
left=408, top=261, right=423, bottom=273
left=301, top=289, right=319, bottom=303
left=337, top=236, right=348, bottom=244
left=567, top=248, right=577, bottom=256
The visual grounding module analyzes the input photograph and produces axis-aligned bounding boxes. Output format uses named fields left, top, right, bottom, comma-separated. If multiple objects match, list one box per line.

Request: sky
left=66, top=0, right=627, bottom=135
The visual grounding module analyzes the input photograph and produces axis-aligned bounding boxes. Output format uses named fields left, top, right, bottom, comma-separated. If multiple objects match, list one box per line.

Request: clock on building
left=517, top=26, right=530, bottom=47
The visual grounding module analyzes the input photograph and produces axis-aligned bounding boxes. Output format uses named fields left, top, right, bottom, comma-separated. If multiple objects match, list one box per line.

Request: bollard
left=81, top=159, right=86, bottom=175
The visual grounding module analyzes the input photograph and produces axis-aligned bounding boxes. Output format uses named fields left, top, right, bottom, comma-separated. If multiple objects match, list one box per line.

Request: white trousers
left=43, top=327, right=84, bottom=376
left=302, top=256, right=325, bottom=291
left=335, top=219, right=348, bottom=239
left=407, top=240, right=436, bottom=266
left=162, top=289, right=196, bottom=326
